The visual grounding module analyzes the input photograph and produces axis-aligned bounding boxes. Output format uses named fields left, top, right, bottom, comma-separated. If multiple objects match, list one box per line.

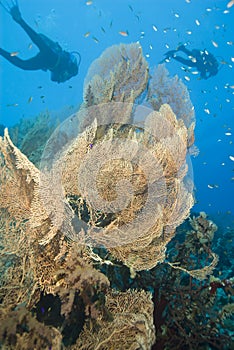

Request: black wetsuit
left=0, top=18, right=59, bottom=70
left=0, top=8, right=79, bottom=83
left=163, top=45, right=219, bottom=80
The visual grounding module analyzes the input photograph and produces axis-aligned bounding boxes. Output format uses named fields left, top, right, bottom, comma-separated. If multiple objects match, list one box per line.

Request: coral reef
left=0, top=43, right=233, bottom=349
left=75, top=289, right=155, bottom=350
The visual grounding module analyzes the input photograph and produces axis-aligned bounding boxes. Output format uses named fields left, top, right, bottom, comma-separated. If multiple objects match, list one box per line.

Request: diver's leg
left=17, top=19, right=52, bottom=52
left=172, top=56, right=196, bottom=68
left=2, top=1, right=50, bottom=52
left=0, top=48, right=45, bottom=70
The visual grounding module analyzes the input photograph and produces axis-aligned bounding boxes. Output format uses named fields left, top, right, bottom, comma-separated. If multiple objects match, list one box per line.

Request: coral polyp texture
left=2, top=43, right=229, bottom=350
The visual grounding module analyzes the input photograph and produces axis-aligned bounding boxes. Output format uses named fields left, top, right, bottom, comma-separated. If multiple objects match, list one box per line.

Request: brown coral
left=42, top=101, right=193, bottom=273
left=75, top=289, right=155, bottom=350
left=0, top=42, right=198, bottom=349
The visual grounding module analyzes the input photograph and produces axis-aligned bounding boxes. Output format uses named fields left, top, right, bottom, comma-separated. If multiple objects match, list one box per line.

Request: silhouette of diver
left=0, top=0, right=81, bottom=83
left=161, top=44, right=219, bottom=79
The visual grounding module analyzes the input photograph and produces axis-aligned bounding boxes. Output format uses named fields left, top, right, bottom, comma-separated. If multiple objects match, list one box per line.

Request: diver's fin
left=159, top=57, right=169, bottom=64
left=1, top=0, right=22, bottom=23
left=0, top=0, right=19, bottom=14
left=0, top=1, right=11, bottom=13
left=164, top=49, right=177, bottom=57
left=159, top=49, right=177, bottom=64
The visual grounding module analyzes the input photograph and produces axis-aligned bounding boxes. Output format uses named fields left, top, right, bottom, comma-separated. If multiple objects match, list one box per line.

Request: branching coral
left=149, top=214, right=233, bottom=350
left=1, top=42, right=224, bottom=349
left=75, top=289, right=155, bottom=350
left=147, top=64, right=195, bottom=147
left=84, top=43, right=149, bottom=104
left=0, top=306, right=62, bottom=350
left=81, top=43, right=149, bottom=130
left=40, top=101, right=194, bottom=273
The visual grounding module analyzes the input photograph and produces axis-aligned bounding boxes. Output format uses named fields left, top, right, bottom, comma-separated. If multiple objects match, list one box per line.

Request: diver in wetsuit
left=161, top=44, right=219, bottom=80
left=0, top=0, right=80, bottom=83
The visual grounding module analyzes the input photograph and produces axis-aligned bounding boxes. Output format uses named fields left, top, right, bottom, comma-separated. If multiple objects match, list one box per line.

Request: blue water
left=0, top=0, right=233, bottom=226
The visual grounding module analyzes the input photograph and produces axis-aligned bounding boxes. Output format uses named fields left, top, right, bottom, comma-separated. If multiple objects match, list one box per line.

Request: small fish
left=223, top=9, right=229, bottom=14
left=40, top=95, right=45, bottom=99
left=84, top=31, right=91, bottom=38
left=10, top=51, right=19, bottom=56
left=152, top=25, right=158, bottom=32
left=128, top=5, right=133, bottom=12
left=163, top=27, right=171, bottom=33
left=86, top=1, right=92, bottom=5
left=6, top=103, right=18, bottom=107
left=227, top=0, right=234, bottom=8
left=101, top=27, right=106, bottom=33
left=195, top=19, right=200, bottom=26
left=211, top=40, right=218, bottom=48
left=204, top=108, right=210, bottom=114
left=174, top=13, right=179, bottom=18
left=229, top=155, right=234, bottom=161
left=208, top=184, right=214, bottom=189
left=28, top=43, right=33, bottom=49
left=186, top=30, right=192, bottom=35
left=119, top=30, right=129, bottom=37
left=225, top=132, right=232, bottom=136
left=184, top=75, right=190, bottom=81
left=92, top=36, right=99, bottom=43
left=28, top=96, right=33, bottom=103
left=227, top=41, right=233, bottom=45
left=37, top=86, right=43, bottom=89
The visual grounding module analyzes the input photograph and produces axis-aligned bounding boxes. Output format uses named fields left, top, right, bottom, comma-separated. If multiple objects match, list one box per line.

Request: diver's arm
left=0, top=48, right=44, bottom=70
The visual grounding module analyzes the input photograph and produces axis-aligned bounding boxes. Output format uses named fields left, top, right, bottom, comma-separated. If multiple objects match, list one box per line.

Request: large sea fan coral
left=39, top=101, right=194, bottom=273
left=0, top=42, right=198, bottom=349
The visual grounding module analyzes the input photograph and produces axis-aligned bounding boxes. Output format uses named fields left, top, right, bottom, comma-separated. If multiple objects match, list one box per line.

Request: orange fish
left=119, top=30, right=129, bottom=37
left=227, top=0, right=234, bottom=8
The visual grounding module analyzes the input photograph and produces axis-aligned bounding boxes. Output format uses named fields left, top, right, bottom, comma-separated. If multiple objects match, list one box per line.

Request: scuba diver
left=161, top=44, right=219, bottom=80
left=0, top=0, right=81, bottom=83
